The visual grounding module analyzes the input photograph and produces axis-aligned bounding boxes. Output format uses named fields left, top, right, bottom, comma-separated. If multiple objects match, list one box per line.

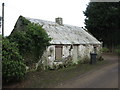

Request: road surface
left=55, top=53, right=119, bottom=88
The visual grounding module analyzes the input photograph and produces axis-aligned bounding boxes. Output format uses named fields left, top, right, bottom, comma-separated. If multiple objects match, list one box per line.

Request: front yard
left=3, top=59, right=107, bottom=88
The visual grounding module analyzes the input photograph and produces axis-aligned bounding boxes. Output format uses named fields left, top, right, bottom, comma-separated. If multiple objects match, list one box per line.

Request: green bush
left=2, top=38, right=26, bottom=83
left=79, top=56, right=90, bottom=64
left=2, top=38, right=23, bottom=61
left=101, top=47, right=109, bottom=53
left=9, top=16, right=51, bottom=66
left=97, top=56, right=104, bottom=61
left=114, top=45, right=120, bottom=55
left=116, top=49, right=120, bottom=54
left=2, top=60, right=26, bottom=83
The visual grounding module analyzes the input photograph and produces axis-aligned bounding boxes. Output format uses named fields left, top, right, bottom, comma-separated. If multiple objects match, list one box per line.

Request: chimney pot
left=55, top=17, right=63, bottom=25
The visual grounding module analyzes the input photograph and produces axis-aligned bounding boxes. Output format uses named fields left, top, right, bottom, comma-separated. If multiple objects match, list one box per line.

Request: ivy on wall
left=2, top=16, right=51, bottom=83
left=8, top=16, right=51, bottom=65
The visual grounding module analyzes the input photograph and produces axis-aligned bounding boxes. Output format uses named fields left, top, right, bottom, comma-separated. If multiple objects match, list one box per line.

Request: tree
left=84, top=2, right=120, bottom=50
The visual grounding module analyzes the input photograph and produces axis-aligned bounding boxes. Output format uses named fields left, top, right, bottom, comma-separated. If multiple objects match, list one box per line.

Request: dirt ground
left=3, top=53, right=119, bottom=88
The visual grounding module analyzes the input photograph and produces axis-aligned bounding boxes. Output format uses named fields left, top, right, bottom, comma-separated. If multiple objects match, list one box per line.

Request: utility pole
left=0, top=16, right=1, bottom=28
left=2, top=3, right=4, bottom=37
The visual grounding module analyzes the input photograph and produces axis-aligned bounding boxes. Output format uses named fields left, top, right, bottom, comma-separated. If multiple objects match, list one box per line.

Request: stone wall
left=36, top=44, right=102, bottom=70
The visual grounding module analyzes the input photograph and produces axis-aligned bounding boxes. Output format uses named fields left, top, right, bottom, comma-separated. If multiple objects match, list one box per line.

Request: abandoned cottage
left=12, top=16, right=102, bottom=69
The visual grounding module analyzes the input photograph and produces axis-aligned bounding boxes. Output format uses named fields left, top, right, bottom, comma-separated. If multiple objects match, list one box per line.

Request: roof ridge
left=20, top=16, right=101, bottom=44
left=25, top=16, right=83, bottom=29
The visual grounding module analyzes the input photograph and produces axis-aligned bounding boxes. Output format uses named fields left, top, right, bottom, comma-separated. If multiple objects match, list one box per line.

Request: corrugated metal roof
left=25, top=17, right=101, bottom=45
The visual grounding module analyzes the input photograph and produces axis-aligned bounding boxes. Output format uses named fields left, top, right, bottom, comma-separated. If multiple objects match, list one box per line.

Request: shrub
left=9, top=16, right=51, bottom=66
left=115, top=49, right=120, bottom=54
left=2, top=38, right=26, bottom=83
left=2, top=60, right=26, bottom=83
left=114, top=45, right=120, bottom=55
left=79, top=56, right=90, bottom=64
left=101, top=47, right=109, bottom=53
left=97, top=56, right=104, bottom=61
left=2, top=38, right=23, bottom=61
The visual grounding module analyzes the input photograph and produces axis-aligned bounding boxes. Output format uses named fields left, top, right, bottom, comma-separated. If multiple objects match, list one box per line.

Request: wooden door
left=55, top=45, right=62, bottom=60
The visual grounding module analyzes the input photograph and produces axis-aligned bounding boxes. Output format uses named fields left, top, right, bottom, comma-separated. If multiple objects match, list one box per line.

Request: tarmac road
left=55, top=53, right=119, bottom=88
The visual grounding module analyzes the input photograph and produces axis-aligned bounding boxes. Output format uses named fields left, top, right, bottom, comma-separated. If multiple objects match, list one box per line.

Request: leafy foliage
left=101, top=47, right=109, bottom=53
left=84, top=2, right=120, bottom=49
left=2, top=38, right=26, bottom=83
left=2, top=16, right=51, bottom=83
left=2, top=38, right=23, bottom=61
left=2, top=60, right=26, bottom=83
left=9, top=16, right=51, bottom=65
left=114, top=45, right=120, bottom=55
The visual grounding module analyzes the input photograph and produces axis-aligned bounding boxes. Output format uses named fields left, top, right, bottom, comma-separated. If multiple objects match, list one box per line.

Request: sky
left=0, top=0, right=90, bottom=36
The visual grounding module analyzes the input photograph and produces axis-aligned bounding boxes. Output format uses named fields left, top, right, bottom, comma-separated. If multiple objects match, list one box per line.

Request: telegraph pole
left=2, top=3, right=4, bottom=37
left=0, top=16, right=1, bottom=29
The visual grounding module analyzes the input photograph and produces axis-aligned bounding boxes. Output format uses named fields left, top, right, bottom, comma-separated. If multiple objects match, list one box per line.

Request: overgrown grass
left=101, top=47, right=109, bottom=53
left=101, top=46, right=120, bottom=55
left=114, top=49, right=120, bottom=55
left=23, top=60, right=106, bottom=88
left=114, top=45, right=120, bottom=55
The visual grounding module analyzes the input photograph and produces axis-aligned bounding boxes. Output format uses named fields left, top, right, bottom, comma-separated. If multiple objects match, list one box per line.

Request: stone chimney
left=55, top=17, right=63, bottom=25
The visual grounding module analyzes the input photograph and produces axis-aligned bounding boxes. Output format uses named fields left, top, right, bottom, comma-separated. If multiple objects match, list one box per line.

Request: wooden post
left=2, top=3, right=4, bottom=37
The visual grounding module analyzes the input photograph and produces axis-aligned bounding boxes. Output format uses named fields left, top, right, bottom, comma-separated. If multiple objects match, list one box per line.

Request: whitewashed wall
left=37, top=44, right=102, bottom=69
left=63, top=46, right=71, bottom=57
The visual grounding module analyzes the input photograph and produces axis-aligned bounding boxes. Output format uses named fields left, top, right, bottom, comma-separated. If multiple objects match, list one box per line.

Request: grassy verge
left=23, top=60, right=107, bottom=88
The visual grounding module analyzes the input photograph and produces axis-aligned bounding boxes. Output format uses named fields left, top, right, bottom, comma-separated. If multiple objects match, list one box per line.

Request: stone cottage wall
left=36, top=44, right=102, bottom=69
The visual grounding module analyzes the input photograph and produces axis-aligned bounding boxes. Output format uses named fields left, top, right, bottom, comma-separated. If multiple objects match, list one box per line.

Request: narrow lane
left=56, top=54, right=118, bottom=88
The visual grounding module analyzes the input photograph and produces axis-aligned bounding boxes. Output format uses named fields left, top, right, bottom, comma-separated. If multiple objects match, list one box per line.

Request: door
left=55, top=45, right=62, bottom=60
